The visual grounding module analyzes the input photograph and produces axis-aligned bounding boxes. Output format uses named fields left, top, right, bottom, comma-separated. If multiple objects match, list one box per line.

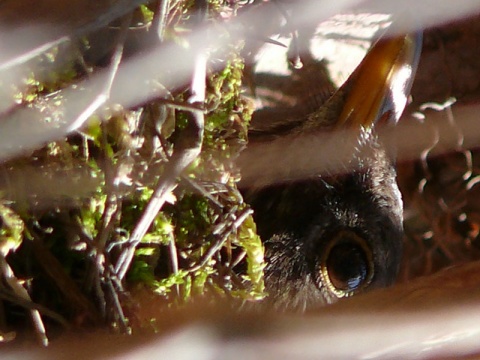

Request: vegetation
left=0, top=0, right=264, bottom=341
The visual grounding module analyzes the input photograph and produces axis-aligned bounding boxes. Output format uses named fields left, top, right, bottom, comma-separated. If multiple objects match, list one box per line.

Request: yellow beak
left=336, top=31, right=422, bottom=130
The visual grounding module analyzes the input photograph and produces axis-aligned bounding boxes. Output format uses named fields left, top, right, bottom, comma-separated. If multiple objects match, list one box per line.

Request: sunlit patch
left=388, top=64, right=413, bottom=121
left=311, top=13, right=392, bottom=87
left=254, top=13, right=393, bottom=88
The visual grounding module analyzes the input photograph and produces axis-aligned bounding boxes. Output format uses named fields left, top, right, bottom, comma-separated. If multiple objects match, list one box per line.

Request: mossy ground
left=0, top=1, right=264, bottom=339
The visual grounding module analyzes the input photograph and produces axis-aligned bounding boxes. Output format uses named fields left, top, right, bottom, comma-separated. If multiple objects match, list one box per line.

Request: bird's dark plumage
left=247, top=131, right=403, bottom=311
left=242, top=29, right=422, bottom=311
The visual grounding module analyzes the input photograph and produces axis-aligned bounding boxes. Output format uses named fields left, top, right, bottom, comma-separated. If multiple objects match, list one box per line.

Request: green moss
left=139, top=4, right=155, bottom=24
left=0, top=0, right=264, bottom=334
left=235, top=215, right=266, bottom=299
left=0, top=202, right=25, bottom=256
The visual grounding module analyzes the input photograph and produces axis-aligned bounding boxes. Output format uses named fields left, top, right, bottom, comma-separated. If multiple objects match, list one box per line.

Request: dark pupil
left=326, top=242, right=368, bottom=292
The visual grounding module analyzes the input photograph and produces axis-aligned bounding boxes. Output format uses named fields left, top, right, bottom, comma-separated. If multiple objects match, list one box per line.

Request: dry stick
left=147, top=68, right=180, bottom=291
left=0, top=288, right=68, bottom=328
left=151, top=0, right=171, bottom=42
left=189, top=208, right=252, bottom=273
left=67, top=13, right=132, bottom=133
left=0, top=0, right=150, bottom=71
left=45, top=13, right=132, bottom=317
left=168, top=230, right=180, bottom=297
left=87, top=127, right=121, bottom=316
left=90, top=193, right=118, bottom=291
left=158, top=99, right=205, bottom=112
left=105, top=277, right=130, bottom=334
left=211, top=210, right=237, bottom=236
left=272, top=0, right=302, bottom=68
left=115, top=107, right=205, bottom=280
left=181, top=176, right=224, bottom=209
left=84, top=15, right=132, bottom=323
left=114, top=20, right=208, bottom=281
left=0, top=256, right=48, bottom=346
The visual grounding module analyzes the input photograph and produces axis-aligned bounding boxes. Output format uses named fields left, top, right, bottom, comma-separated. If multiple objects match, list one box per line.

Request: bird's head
left=242, top=28, right=422, bottom=311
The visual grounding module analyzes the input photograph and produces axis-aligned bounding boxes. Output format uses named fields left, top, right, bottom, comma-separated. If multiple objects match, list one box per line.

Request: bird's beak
left=335, top=31, right=423, bottom=130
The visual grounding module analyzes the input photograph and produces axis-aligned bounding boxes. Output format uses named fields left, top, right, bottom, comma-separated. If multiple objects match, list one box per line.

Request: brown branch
left=151, top=0, right=171, bottom=42
left=114, top=107, right=205, bottom=280
left=0, top=256, right=48, bottom=346
left=115, top=50, right=207, bottom=282
left=67, top=13, right=132, bottom=132
left=0, top=0, right=150, bottom=71
left=0, top=287, right=68, bottom=328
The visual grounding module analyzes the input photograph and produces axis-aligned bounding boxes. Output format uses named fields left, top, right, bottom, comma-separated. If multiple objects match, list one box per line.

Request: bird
left=240, top=28, right=423, bottom=312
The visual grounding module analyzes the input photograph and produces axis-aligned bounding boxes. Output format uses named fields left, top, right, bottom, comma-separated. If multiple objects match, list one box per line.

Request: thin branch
left=114, top=110, right=204, bottom=280
left=105, top=278, right=130, bottom=334
left=159, top=99, right=206, bottom=112
left=0, top=0, right=150, bottom=71
left=0, top=256, right=48, bottom=346
left=2, top=2, right=480, bottom=163
left=189, top=208, right=252, bottom=273
left=85, top=123, right=121, bottom=315
left=181, top=176, right=224, bottom=209
left=0, top=287, right=68, bottom=328
left=151, top=0, right=171, bottom=42
left=168, top=232, right=180, bottom=297
left=114, top=2, right=208, bottom=281
left=0, top=37, right=69, bottom=72
left=67, top=13, right=132, bottom=132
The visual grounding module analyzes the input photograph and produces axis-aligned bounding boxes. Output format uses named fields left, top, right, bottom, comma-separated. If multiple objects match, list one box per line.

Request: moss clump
left=0, top=0, right=264, bottom=340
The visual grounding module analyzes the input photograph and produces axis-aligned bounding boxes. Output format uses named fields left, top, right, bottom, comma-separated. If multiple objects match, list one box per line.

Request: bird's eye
left=319, top=231, right=374, bottom=297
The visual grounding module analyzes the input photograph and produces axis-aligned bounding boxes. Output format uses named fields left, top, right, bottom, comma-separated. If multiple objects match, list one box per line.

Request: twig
left=86, top=122, right=122, bottom=316
left=168, top=232, right=180, bottom=297
left=93, top=193, right=119, bottom=264
left=114, top=2, right=208, bottom=281
left=158, top=98, right=206, bottom=112
left=189, top=208, right=252, bottom=273
left=67, top=13, right=132, bottom=132
left=114, top=110, right=204, bottom=280
left=0, top=0, right=149, bottom=71
left=105, top=277, right=131, bottom=334
left=151, top=0, right=171, bottom=42
left=181, top=176, right=224, bottom=209
left=230, top=250, right=247, bottom=269
left=212, top=206, right=239, bottom=236
left=272, top=0, right=303, bottom=68
left=0, top=287, right=69, bottom=328
left=0, top=256, right=48, bottom=346
left=0, top=37, right=69, bottom=72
